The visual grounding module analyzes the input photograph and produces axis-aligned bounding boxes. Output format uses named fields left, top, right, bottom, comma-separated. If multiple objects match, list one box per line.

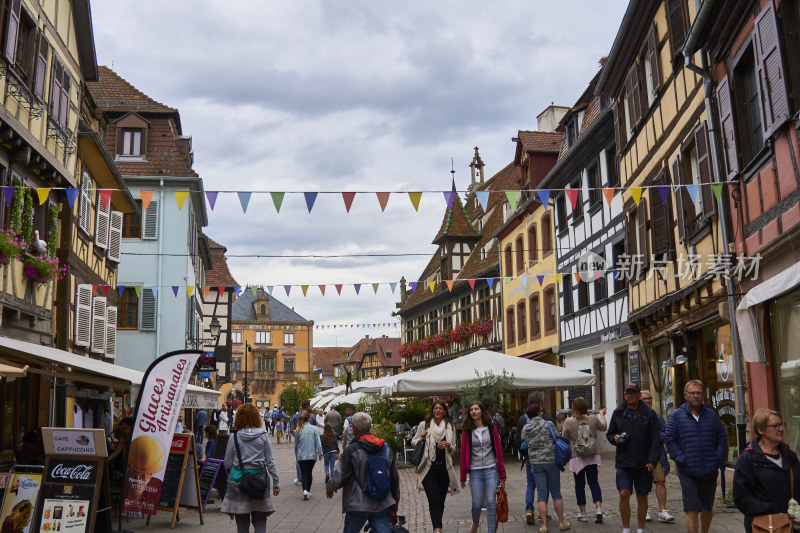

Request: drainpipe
left=155, top=180, right=164, bottom=357
left=684, top=50, right=747, bottom=452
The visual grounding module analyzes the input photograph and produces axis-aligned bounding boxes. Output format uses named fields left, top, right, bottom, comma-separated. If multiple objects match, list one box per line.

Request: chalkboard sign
left=213, top=434, right=229, bottom=460
left=145, top=433, right=203, bottom=529
left=198, top=459, right=224, bottom=509
left=158, top=453, right=187, bottom=510
left=628, top=351, right=641, bottom=388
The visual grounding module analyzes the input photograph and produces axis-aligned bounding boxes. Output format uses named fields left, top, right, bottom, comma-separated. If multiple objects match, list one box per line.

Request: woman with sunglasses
left=733, top=408, right=800, bottom=532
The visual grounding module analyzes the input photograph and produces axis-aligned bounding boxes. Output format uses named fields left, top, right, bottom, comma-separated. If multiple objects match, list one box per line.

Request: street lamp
left=243, top=341, right=252, bottom=403
left=292, top=381, right=298, bottom=414
left=209, top=317, right=221, bottom=339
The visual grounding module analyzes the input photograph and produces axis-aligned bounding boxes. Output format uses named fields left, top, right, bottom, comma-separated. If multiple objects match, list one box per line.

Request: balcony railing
left=402, top=332, right=501, bottom=370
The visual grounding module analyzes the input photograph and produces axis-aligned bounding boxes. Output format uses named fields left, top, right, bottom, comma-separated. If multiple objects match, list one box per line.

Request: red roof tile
left=517, top=131, right=563, bottom=153
left=87, top=66, right=177, bottom=115
left=432, top=194, right=481, bottom=244
left=313, top=347, right=346, bottom=374
left=204, top=234, right=239, bottom=287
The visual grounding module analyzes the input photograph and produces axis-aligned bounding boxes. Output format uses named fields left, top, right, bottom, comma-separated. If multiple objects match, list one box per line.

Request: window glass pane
left=772, top=290, right=800, bottom=462
left=123, top=131, right=131, bottom=155
left=132, top=131, right=141, bottom=154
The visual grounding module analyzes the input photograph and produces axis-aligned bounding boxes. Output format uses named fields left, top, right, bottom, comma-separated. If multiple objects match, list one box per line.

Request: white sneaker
left=294, top=479, right=302, bottom=486
left=303, top=490, right=309, bottom=500
left=658, top=509, right=675, bottom=522
left=576, top=513, right=588, bottom=522
left=645, top=511, right=652, bottom=522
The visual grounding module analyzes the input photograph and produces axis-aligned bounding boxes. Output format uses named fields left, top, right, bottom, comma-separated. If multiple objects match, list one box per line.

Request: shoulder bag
left=496, top=481, right=509, bottom=522
left=409, top=421, right=428, bottom=467
left=751, top=464, right=794, bottom=533
left=233, top=431, right=268, bottom=499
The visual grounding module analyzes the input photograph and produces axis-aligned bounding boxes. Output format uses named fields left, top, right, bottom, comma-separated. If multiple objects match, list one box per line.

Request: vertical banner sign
left=122, top=350, right=202, bottom=515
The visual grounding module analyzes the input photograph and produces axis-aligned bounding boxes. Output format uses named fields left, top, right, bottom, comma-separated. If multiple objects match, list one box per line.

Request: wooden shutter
left=95, top=192, right=110, bottom=249
left=59, top=75, right=70, bottom=128
left=34, top=33, right=48, bottom=99
left=142, top=200, right=158, bottom=239
left=105, top=306, right=117, bottom=359
left=78, top=171, right=92, bottom=234
left=695, top=122, right=716, bottom=217
left=667, top=0, right=686, bottom=59
left=754, top=1, right=790, bottom=138
left=51, top=60, right=62, bottom=124
left=140, top=288, right=156, bottom=330
left=91, top=296, right=107, bottom=354
left=613, top=101, right=624, bottom=154
left=4, top=0, right=20, bottom=64
left=625, top=64, right=642, bottom=128
left=75, top=283, right=92, bottom=347
left=716, top=75, right=739, bottom=179
left=108, top=210, right=122, bottom=262
left=650, top=172, right=673, bottom=256
left=647, top=22, right=661, bottom=93
left=638, top=200, right=650, bottom=268
left=672, top=156, right=687, bottom=243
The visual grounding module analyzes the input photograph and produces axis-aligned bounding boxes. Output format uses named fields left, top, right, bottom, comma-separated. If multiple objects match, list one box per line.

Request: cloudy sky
left=91, top=1, right=627, bottom=348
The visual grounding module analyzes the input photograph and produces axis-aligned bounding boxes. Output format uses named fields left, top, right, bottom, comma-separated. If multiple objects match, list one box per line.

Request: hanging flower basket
left=23, top=263, right=48, bottom=283
left=22, top=254, right=66, bottom=284
left=473, top=319, right=493, bottom=337
left=0, top=228, right=25, bottom=262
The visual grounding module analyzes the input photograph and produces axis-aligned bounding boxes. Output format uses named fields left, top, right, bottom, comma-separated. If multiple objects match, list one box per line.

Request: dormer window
left=114, top=113, right=149, bottom=161
left=121, top=128, right=143, bottom=155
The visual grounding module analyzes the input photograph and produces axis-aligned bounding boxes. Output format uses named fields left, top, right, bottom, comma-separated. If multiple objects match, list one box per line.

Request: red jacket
left=459, top=424, right=506, bottom=482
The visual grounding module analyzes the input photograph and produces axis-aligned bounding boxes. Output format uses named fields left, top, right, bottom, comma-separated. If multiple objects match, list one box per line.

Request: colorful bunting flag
left=603, top=188, right=615, bottom=207
left=203, top=286, right=211, bottom=299
left=574, top=272, right=581, bottom=284
left=537, top=190, right=550, bottom=208
left=319, top=285, right=326, bottom=296
left=354, top=284, right=361, bottom=294
left=468, top=279, right=476, bottom=290
left=487, top=278, right=495, bottom=289
left=36, top=189, right=50, bottom=205
left=238, top=192, right=251, bottom=213
left=537, top=274, right=545, bottom=286
left=101, top=285, right=110, bottom=297
left=408, top=192, right=422, bottom=211
left=1, top=186, right=15, bottom=207
left=301, top=285, right=309, bottom=296
left=171, top=286, right=179, bottom=297
left=65, top=188, right=79, bottom=209
left=98, top=189, right=112, bottom=209
left=135, top=286, right=143, bottom=297
left=234, top=286, right=242, bottom=296
left=118, top=286, right=126, bottom=296
left=409, top=281, right=418, bottom=292
left=389, top=282, right=397, bottom=293
left=476, top=191, right=490, bottom=212
left=175, top=191, right=189, bottom=210
left=445, top=280, right=454, bottom=292
left=304, top=192, right=318, bottom=213
left=658, top=186, right=670, bottom=205
left=335, top=284, right=343, bottom=295
left=271, top=192, right=285, bottom=213
left=250, top=286, right=258, bottom=297
left=566, top=189, right=579, bottom=210
left=376, top=192, right=390, bottom=212
left=372, top=283, right=379, bottom=294
left=187, top=286, right=194, bottom=297
left=443, top=191, right=456, bottom=210
left=140, top=190, right=154, bottom=211
left=206, top=191, right=218, bottom=211
left=520, top=275, right=528, bottom=287
left=505, top=190, right=520, bottom=211
left=151, top=286, right=159, bottom=297
left=631, top=187, right=643, bottom=206
left=217, top=286, right=226, bottom=294
left=686, top=184, right=699, bottom=206
left=555, top=274, right=563, bottom=284
left=284, top=285, right=291, bottom=296
left=342, top=192, right=356, bottom=213
left=427, top=281, right=436, bottom=292
left=711, top=183, right=723, bottom=202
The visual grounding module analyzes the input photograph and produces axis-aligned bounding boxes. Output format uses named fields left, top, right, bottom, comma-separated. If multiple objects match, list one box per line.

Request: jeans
left=296, top=461, right=302, bottom=482
left=421, top=464, right=450, bottom=529
left=574, top=464, right=602, bottom=506
left=299, top=460, right=315, bottom=491
left=525, top=457, right=537, bottom=511
left=531, top=463, right=562, bottom=502
left=470, top=468, right=499, bottom=533
left=343, top=509, right=392, bottom=533
left=324, top=452, right=336, bottom=476
left=234, top=511, right=268, bottom=533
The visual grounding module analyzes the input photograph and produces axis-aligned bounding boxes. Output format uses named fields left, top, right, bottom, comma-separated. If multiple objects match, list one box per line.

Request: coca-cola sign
left=46, top=459, right=97, bottom=484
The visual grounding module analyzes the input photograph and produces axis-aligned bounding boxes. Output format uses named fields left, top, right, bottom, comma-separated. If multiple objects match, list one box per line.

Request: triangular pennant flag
left=505, top=190, right=520, bottom=211
left=537, top=190, right=550, bottom=208
left=612, top=269, right=621, bottom=280
left=335, top=284, right=343, bottom=295
left=389, top=282, right=397, bottom=293
left=250, top=286, right=258, bottom=297
left=504, top=277, right=512, bottom=286
left=487, top=278, right=495, bottom=289
left=36, top=188, right=50, bottom=205
left=631, top=187, right=643, bottom=206
left=234, top=286, right=241, bottom=297
left=468, top=279, right=476, bottom=290
left=658, top=186, right=670, bottom=205
left=140, top=190, right=154, bottom=211
left=1, top=186, right=15, bottom=208
left=203, top=286, right=211, bottom=299
left=90, top=284, right=96, bottom=295
left=266, top=286, right=274, bottom=295
left=134, top=286, right=142, bottom=297
left=428, top=280, right=436, bottom=292
left=186, top=286, right=194, bottom=297
left=711, top=183, right=723, bottom=203
left=102, top=285, right=110, bottom=297
left=118, top=285, right=125, bottom=297
left=151, top=286, right=159, bottom=297
left=319, top=285, right=326, bottom=296
left=574, top=272, right=582, bottom=284
left=206, top=191, right=218, bottom=211
left=98, top=189, right=112, bottom=209
left=271, top=192, right=285, bottom=213
left=566, top=189, right=580, bottom=210
left=372, top=283, right=379, bottom=294
left=445, top=280, right=454, bottom=292
left=443, top=191, right=456, bottom=210
left=284, top=285, right=291, bottom=296
left=342, top=192, right=356, bottom=213
left=686, top=184, right=699, bottom=206
left=537, top=274, right=545, bottom=286
left=520, top=275, right=528, bottom=287
left=217, top=286, right=226, bottom=295
left=304, top=192, right=317, bottom=213
left=408, top=192, right=422, bottom=211
left=171, top=286, right=179, bottom=297
left=555, top=274, right=563, bottom=284
left=175, top=191, right=189, bottom=210
left=603, top=188, right=615, bottom=207
left=354, top=284, right=361, bottom=295
left=64, top=188, right=79, bottom=209
left=238, top=192, right=251, bottom=213
left=376, top=192, right=390, bottom=212
left=409, top=281, right=418, bottom=292
left=301, top=285, right=309, bottom=296
left=476, top=191, right=490, bottom=212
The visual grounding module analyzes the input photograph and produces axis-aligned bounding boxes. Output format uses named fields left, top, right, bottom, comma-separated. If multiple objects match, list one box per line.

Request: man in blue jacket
left=665, top=379, right=727, bottom=533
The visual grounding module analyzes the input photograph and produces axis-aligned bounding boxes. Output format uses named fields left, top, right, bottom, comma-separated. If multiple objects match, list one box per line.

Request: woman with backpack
left=295, top=413, right=323, bottom=500
left=459, top=401, right=506, bottom=533
left=561, top=397, right=607, bottom=524
left=522, top=404, right=570, bottom=533
left=412, top=399, right=459, bottom=533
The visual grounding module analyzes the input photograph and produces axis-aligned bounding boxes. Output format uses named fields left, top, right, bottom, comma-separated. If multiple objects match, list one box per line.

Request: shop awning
left=736, top=261, right=800, bottom=363
left=520, top=349, right=553, bottom=360
left=0, top=336, right=219, bottom=408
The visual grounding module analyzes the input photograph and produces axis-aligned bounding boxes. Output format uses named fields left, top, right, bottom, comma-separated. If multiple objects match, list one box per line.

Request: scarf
left=425, top=418, right=449, bottom=463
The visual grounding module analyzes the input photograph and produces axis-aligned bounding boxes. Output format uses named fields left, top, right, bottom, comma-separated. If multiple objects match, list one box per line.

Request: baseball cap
left=624, top=382, right=640, bottom=392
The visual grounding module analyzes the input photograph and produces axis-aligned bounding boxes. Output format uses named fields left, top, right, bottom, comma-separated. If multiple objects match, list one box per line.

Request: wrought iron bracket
left=5, top=76, right=43, bottom=119
left=46, top=119, right=76, bottom=155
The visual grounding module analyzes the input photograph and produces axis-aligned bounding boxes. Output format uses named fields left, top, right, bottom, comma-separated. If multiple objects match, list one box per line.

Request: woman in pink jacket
left=460, top=401, right=507, bottom=533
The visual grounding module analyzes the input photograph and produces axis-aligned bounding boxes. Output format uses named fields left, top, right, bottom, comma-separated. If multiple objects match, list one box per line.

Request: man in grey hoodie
left=326, top=412, right=400, bottom=533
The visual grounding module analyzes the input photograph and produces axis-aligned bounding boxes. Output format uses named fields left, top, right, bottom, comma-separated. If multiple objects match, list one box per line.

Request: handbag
left=233, top=431, right=268, bottom=499
left=752, top=463, right=795, bottom=533
left=546, top=421, right=572, bottom=469
left=496, top=482, right=509, bottom=523
left=409, top=440, right=425, bottom=467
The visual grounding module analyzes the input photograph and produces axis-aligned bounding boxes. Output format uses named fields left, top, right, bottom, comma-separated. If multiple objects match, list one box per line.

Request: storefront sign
left=46, top=460, right=97, bottom=485
left=41, top=429, right=107, bottom=458
left=628, top=351, right=640, bottom=388
left=122, top=350, right=202, bottom=516
left=197, top=352, right=215, bottom=372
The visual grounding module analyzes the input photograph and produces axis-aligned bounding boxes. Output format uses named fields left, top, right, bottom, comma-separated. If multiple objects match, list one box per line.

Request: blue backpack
left=355, top=442, right=392, bottom=499
left=520, top=415, right=530, bottom=451
left=546, top=421, right=572, bottom=469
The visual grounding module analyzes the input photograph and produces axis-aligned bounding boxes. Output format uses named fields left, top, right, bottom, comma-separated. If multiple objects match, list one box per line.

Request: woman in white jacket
left=218, top=404, right=230, bottom=434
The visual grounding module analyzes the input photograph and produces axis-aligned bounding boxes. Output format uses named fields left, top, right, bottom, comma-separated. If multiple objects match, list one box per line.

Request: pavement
left=130, top=434, right=746, bottom=532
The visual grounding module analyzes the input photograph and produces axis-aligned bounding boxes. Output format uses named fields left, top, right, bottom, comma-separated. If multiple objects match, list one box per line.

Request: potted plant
left=22, top=254, right=66, bottom=284
left=0, top=228, right=26, bottom=264
left=473, top=318, right=493, bottom=337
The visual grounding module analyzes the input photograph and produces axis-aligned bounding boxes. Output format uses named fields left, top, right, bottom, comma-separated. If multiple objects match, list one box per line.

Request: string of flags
left=313, top=323, right=399, bottom=329
left=0, top=181, right=729, bottom=215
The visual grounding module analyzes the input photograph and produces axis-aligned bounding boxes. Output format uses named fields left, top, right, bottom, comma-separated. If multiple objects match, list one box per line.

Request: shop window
left=698, top=321, right=738, bottom=464
left=771, top=291, right=800, bottom=465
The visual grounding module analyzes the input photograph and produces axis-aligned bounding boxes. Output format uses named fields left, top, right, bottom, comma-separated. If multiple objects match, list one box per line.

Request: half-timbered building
left=202, top=234, right=238, bottom=389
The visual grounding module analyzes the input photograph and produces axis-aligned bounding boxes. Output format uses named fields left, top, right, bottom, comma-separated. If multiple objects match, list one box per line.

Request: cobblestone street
left=134, top=434, right=746, bottom=532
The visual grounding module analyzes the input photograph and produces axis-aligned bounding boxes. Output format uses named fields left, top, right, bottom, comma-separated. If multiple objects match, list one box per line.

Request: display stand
left=0, top=466, right=43, bottom=532
left=144, top=433, right=203, bottom=529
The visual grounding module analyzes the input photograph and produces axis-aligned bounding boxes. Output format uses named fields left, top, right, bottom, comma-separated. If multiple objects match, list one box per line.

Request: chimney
left=536, top=105, right=569, bottom=132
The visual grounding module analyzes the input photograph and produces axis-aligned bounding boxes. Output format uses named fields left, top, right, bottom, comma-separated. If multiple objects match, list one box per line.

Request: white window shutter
left=79, top=172, right=92, bottom=234
left=105, top=306, right=117, bottom=359
left=91, top=296, right=107, bottom=353
left=108, top=211, right=123, bottom=262
left=75, top=284, right=92, bottom=347
left=140, top=288, right=157, bottom=330
left=142, top=200, right=158, bottom=240
left=95, top=196, right=110, bottom=249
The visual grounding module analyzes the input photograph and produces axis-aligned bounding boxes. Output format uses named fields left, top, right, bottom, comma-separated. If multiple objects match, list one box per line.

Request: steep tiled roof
left=313, top=347, right=345, bottom=374
left=106, top=115, right=198, bottom=177
left=363, top=337, right=402, bottom=368
left=517, top=131, right=563, bottom=153
left=432, top=194, right=481, bottom=244
left=87, top=66, right=177, bottom=115
left=231, top=287, right=308, bottom=322
left=204, top=234, right=239, bottom=287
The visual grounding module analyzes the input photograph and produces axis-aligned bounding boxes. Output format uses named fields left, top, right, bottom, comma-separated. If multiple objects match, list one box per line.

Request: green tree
left=460, top=369, right=514, bottom=410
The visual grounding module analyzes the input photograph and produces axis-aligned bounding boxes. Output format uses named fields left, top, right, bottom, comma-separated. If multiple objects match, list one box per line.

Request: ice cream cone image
left=126, top=435, right=164, bottom=500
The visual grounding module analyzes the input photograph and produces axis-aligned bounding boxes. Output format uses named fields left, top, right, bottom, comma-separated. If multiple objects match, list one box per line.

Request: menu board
left=0, top=470, right=42, bottom=533
left=33, top=457, right=108, bottom=533
left=198, top=459, right=224, bottom=510
left=145, top=433, right=203, bottom=529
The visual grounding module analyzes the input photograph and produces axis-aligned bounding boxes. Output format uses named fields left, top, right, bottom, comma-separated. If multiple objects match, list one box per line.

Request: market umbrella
left=326, top=391, right=377, bottom=409
left=351, top=371, right=414, bottom=396
left=388, top=348, right=596, bottom=397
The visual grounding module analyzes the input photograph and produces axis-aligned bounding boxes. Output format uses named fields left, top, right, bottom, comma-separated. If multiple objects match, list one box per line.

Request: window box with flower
left=0, top=228, right=26, bottom=265
left=22, top=254, right=66, bottom=284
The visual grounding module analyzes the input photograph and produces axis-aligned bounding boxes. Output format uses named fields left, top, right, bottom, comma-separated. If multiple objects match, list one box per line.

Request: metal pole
left=243, top=341, right=249, bottom=403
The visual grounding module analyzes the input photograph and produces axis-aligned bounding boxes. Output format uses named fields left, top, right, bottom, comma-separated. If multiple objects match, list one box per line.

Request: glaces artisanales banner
left=122, top=350, right=202, bottom=515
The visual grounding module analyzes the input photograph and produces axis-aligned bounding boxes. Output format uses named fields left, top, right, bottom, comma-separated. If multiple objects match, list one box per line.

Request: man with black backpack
left=326, top=412, right=400, bottom=533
